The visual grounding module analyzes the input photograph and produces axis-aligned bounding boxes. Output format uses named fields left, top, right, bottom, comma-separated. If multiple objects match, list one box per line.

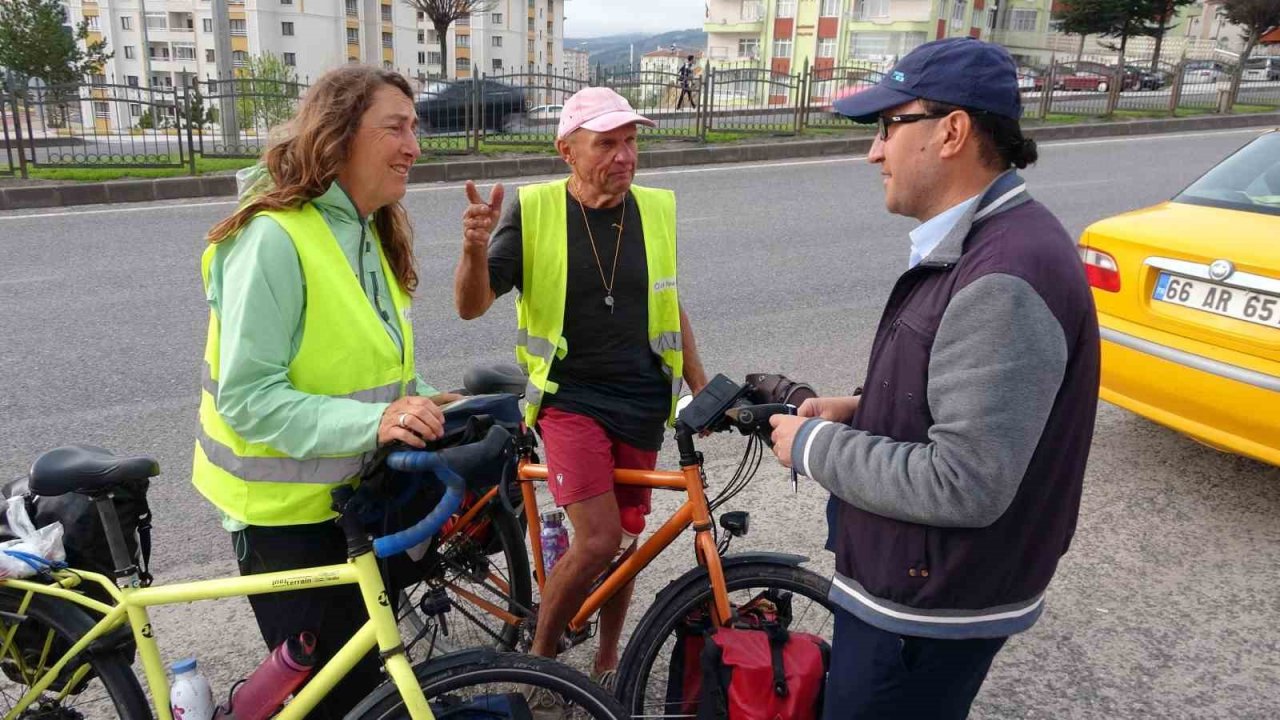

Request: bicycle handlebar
left=371, top=424, right=513, bottom=558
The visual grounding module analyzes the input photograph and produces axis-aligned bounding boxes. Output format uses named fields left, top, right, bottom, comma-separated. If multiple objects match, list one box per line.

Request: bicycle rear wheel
left=615, top=561, right=838, bottom=718
left=397, top=502, right=533, bottom=655
left=350, top=649, right=628, bottom=720
left=0, top=586, right=150, bottom=720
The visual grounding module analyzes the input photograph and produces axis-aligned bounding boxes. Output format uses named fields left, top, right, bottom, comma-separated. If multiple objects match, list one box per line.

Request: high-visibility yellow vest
left=192, top=204, right=415, bottom=526
left=515, top=178, right=684, bottom=428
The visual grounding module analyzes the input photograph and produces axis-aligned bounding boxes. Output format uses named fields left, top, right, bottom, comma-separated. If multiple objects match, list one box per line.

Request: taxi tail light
left=1079, top=246, right=1121, bottom=292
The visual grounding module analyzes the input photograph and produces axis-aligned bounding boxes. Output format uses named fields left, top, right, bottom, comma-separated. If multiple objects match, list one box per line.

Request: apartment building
left=704, top=0, right=1054, bottom=72
left=61, top=0, right=565, bottom=94
left=564, top=46, right=590, bottom=80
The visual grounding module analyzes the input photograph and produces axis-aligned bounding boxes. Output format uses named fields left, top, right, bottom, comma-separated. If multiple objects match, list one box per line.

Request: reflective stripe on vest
left=514, top=178, right=684, bottom=427
left=192, top=203, right=416, bottom=526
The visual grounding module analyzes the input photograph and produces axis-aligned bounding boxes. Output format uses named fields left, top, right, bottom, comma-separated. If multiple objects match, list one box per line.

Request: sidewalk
left=2, top=111, right=1277, bottom=212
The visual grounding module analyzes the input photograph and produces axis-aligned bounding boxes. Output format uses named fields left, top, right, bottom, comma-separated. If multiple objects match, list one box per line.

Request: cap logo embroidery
left=891, top=71, right=906, bottom=83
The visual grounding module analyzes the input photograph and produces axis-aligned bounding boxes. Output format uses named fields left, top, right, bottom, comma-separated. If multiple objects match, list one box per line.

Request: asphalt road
left=2, top=127, right=1278, bottom=718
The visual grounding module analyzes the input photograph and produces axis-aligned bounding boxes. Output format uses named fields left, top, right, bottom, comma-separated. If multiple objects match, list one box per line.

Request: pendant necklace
left=572, top=178, right=626, bottom=314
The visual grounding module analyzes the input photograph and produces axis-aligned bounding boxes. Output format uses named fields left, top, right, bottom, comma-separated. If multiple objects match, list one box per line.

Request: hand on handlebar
left=378, top=396, right=446, bottom=448
left=796, top=396, right=861, bottom=424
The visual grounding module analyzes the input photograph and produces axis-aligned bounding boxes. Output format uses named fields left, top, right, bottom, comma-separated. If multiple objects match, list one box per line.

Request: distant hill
left=565, top=29, right=707, bottom=71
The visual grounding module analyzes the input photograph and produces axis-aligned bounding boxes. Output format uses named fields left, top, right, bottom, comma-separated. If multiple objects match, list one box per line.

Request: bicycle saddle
left=29, top=445, right=159, bottom=497
left=463, top=363, right=528, bottom=397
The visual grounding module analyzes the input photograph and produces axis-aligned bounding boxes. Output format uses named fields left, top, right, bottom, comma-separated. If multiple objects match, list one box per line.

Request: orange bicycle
left=397, top=367, right=838, bottom=717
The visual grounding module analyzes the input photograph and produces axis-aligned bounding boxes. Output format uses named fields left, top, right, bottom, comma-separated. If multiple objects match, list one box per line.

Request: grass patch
left=29, top=155, right=255, bottom=182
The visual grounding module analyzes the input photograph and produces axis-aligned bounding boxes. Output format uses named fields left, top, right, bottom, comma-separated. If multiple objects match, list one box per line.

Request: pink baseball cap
left=556, top=87, right=655, bottom=140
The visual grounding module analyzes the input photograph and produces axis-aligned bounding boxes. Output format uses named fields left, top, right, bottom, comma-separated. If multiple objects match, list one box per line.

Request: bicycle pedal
left=557, top=623, right=595, bottom=653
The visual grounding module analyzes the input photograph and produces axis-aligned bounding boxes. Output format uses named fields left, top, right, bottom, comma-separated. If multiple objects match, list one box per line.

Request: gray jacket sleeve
left=791, top=273, right=1068, bottom=528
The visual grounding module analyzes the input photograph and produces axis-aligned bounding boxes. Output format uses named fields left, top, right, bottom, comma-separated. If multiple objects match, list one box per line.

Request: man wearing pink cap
left=454, top=87, right=709, bottom=692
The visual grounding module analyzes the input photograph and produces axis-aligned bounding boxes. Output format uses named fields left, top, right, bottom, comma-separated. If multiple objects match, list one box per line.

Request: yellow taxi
left=1079, top=129, right=1280, bottom=466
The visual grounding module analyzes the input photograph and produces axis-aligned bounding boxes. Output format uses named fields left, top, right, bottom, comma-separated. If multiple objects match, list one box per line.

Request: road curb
left=3, top=112, right=1277, bottom=212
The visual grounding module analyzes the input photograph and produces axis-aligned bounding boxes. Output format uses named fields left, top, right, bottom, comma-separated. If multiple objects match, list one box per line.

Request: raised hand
left=462, top=180, right=505, bottom=253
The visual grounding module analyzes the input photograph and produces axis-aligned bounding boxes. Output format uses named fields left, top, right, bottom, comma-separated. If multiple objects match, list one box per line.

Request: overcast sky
left=563, top=0, right=705, bottom=37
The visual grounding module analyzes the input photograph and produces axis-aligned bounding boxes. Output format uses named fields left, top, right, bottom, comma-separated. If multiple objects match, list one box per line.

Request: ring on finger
left=398, top=412, right=409, bottom=428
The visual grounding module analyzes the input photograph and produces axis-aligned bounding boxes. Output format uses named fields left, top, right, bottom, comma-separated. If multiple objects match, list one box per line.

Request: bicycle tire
left=0, top=585, right=150, bottom=720
left=349, top=649, right=628, bottom=720
left=614, top=561, right=837, bottom=718
left=399, top=502, right=533, bottom=653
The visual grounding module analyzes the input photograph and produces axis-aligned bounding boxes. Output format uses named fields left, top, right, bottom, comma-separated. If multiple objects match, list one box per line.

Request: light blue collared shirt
left=908, top=195, right=980, bottom=269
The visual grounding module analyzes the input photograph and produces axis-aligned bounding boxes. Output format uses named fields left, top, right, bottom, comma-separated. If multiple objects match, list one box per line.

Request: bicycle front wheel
left=350, top=649, right=628, bottom=720
left=615, top=561, right=838, bottom=718
left=0, top=585, right=150, bottom=720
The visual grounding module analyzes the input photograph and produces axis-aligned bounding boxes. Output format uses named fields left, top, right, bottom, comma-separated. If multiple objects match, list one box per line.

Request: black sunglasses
left=875, top=112, right=953, bottom=141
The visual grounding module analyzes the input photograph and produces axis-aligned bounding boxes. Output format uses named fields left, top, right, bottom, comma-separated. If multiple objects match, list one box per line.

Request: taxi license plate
left=1153, top=273, right=1280, bottom=329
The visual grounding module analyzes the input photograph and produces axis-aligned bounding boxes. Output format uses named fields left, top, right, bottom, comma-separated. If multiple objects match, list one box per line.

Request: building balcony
left=704, top=17, right=765, bottom=34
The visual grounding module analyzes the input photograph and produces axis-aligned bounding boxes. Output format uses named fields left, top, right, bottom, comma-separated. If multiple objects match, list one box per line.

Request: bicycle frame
left=0, top=550, right=432, bottom=720
left=440, top=425, right=734, bottom=634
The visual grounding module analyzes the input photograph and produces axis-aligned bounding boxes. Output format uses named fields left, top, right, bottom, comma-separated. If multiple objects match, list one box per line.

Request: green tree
left=1056, top=0, right=1195, bottom=69
left=1219, top=0, right=1280, bottom=96
left=182, top=82, right=213, bottom=129
left=234, top=53, right=301, bottom=131
left=0, top=0, right=111, bottom=88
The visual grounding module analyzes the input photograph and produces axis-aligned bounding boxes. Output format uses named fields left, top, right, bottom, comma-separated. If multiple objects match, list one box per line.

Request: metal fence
left=2, top=61, right=1278, bottom=179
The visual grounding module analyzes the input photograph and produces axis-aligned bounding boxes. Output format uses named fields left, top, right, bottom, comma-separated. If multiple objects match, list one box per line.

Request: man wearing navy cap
left=769, top=38, right=1099, bottom=718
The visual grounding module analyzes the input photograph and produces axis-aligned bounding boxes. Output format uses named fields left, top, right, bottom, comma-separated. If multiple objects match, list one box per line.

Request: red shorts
left=536, top=407, right=656, bottom=513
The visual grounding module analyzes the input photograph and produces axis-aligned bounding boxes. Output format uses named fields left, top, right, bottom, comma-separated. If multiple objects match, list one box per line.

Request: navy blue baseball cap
left=833, top=37, right=1021, bottom=122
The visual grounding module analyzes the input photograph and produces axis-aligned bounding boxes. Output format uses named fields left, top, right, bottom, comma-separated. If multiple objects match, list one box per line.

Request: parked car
left=1182, top=60, right=1229, bottom=84
left=415, top=79, right=526, bottom=132
left=1078, top=129, right=1280, bottom=466
left=1016, top=67, right=1047, bottom=91
left=1124, top=64, right=1171, bottom=90
left=1054, top=61, right=1125, bottom=92
left=1243, top=57, right=1280, bottom=82
left=526, top=104, right=562, bottom=119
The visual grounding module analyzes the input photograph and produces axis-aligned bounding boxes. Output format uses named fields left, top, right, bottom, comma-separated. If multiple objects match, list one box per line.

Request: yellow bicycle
left=0, top=426, right=626, bottom=720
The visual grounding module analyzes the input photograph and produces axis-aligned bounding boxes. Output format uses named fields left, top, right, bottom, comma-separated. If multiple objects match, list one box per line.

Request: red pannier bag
left=666, top=591, right=830, bottom=720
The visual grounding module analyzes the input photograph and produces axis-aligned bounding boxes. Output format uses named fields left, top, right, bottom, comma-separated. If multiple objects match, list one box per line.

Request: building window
left=855, top=0, right=891, bottom=19
left=818, top=37, right=837, bottom=57
left=124, top=45, right=136, bottom=59
left=492, top=12, right=503, bottom=24
left=85, top=14, right=100, bottom=30
left=417, top=11, right=424, bottom=20
left=126, top=75, right=139, bottom=86
left=428, top=51, right=441, bottom=64
left=740, top=1, right=763, bottom=21
left=381, top=4, right=392, bottom=21
left=492, top=35, right=502, bottom=47
left=738, top=37, right=759, bottom=58
left=233, top=50, right=249, bottom=66
left=282, top=21, right=294, bottom=35
left=346, top=0, right=358, bottom=16
left=1009, top=9, right=1038, bottom=32
left=94, top=101, right=110, bottom=118
left=773, top=37, right=792, bottom=58
left=493, top=58, right=503, bottom=71
left=849, top=31, right=890, bottom=58
left=229, top=19, right=246, bottom=35
left=417, top=29, right=424, bottom=43
left=951, top=0, right=966, bottom=28
left=456, top=57, right=470, bottom=70
left=129, top=103, right=141, bottom=117
left=382, top=31, right=393, bottom=47
left=281, top=0, right=292, bottom=4
left=145, top=13, right=166, bottom=30
left=776, top=0, right=796, bottom=18
left=202, top=17, right=212, bottom=32
left=121, top=15, right=132, bottom=30
left=821, top=0, right=840, bottom=16
left=457, top=34, right=470, bottom=47
left=175, top=43, right=196, bottom=59
left=418, top=51, right=426, bottom=64
left=283, top=52, right=296, bottom=65
left=206, top=49, right=215, bottom=61
left=347, top=27, right=359, bottom=43
left=90, top=72, right=106, bottom=84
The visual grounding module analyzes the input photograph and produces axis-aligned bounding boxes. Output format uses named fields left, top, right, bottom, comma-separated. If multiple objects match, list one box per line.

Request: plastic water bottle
left=170, top=658, right=215, bottom=720
left=214, top=632, right=317, bottom=720
left=540, top=510, right=570, bottom=574
left=617, top=504, right=646, bottom=559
